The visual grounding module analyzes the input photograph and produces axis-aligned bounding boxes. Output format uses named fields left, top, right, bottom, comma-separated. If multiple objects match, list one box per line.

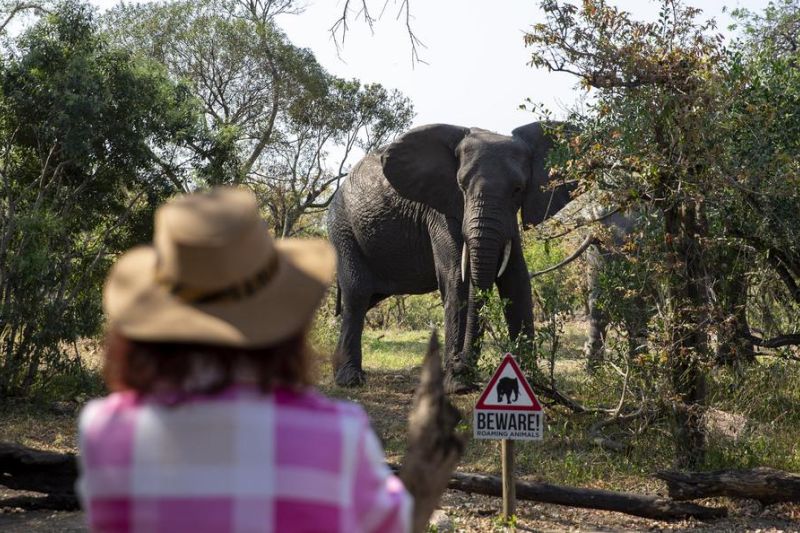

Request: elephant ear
left=512, top=121, right=574, bottom=228
left=381, top=124, right=470, bottom=217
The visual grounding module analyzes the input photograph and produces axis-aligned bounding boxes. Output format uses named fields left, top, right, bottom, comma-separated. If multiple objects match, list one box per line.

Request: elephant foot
left=584, top=342, right=604, bottom=374
left=444, top=353, right=478, bottom=394
left=334, top=365, right=367, bottom=387
left=444, top=371, right=478, bottom=395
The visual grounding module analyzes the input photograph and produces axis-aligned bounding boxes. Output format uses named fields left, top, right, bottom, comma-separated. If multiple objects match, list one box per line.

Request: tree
left=105, top=0, right=413, bottom=236
left=526, top=0, right=800, bottom=468
left=526, top=0, right=731, bottom=468
left=718, top=1, right=800, bottom=352
left=0, top=0, right=199, bottom=395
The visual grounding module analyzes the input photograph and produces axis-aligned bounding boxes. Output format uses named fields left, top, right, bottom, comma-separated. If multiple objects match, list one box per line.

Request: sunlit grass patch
left=0, top=401, right=79, bottom=454
left=361, top=329, right=429, bottom=371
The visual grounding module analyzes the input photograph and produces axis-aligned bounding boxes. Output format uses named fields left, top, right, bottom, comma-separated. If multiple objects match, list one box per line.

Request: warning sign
left=473, top=353, right=543, bottom=440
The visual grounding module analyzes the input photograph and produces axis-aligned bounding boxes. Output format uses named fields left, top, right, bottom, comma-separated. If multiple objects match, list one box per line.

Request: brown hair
left=103, top=330, right=315, bottom=395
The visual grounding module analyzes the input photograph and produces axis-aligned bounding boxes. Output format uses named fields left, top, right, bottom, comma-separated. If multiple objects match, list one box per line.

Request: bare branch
left=330, top=0, right=424, bottom=65
left=748, top=333, right=800, bottom=349
left=0, top=1, right=48, bottom=34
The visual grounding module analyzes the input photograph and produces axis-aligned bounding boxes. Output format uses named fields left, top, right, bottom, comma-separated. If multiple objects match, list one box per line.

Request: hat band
left=164, top=255, right=279, bottom=305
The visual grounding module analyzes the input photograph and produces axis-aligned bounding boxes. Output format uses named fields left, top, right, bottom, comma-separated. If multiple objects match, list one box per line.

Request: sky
left=274, top=0, right=773, bottom=134
left=87, top=0, right=773, bottom=135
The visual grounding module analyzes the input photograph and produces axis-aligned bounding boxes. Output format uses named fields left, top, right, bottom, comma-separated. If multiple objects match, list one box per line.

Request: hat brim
left=103, top=239, right=335, bottom=347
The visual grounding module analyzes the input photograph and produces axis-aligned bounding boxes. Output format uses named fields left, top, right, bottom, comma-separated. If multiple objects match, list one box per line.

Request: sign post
left=501, top=439, right=515, bottom=519
left=474, top=353, right=543, bottom=522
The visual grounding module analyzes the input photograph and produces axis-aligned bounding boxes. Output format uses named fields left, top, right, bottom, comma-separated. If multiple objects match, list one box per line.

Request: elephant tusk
left=461, top=243, right=468, bottom=283
left=529, top=233, right=595, bottom=279
left=497, top=240, right=512, bottom=278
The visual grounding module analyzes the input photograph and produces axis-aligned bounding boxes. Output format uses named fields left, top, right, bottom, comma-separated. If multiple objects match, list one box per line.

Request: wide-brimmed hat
left=103, top=187, right=336, bottom=347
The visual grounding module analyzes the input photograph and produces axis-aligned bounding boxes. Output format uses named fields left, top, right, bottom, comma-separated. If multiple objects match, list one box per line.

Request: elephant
left=532, top=204, right=654, bottom=367
left=582, top=211, right=650, bottom=368
left=533, top=202, right=754, bottom=368
left=327, top=122, right=576, bottom=391
left=496, top=377, right=519, bottom=404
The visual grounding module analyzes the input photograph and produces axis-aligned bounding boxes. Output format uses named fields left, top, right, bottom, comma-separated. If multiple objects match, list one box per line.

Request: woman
left=77, top=188, right=411, bottom=532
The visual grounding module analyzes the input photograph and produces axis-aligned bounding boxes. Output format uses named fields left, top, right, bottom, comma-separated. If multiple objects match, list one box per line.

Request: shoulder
left=271, top=388, right=374, bottom=444
left=77, top=392, right=141, bottom=465
left=78, top=392, right=139, bottom=432
left=274, top=387, right=369, bottom=422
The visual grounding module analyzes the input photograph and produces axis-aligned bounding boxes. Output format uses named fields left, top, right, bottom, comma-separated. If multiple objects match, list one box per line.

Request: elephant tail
left=334, top=282, right=342, bottom=317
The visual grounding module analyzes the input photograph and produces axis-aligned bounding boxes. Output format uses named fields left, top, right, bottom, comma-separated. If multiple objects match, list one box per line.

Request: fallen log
left=0, top=442, right=78, bottom=495
left=656, top=467, right=800, bottom=504
left=388, top=464, right=726, bottom=521
left=445, top=471, right=725, bottom=521
left=0, top=494, right=80, bottom=511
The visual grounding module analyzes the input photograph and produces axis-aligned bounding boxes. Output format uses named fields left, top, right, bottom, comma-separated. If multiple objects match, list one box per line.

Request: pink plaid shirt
left=77, top=385, right=412, bottom=532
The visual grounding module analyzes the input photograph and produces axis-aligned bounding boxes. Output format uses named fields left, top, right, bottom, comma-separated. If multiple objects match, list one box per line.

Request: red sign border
left=474, top=353, right=542, bottom=411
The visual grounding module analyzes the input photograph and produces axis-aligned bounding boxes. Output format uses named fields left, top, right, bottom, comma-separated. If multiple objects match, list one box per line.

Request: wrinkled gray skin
left=583, top=210, right=650, bottom=368
left=327, top=122, right=574, bottom=391
left=582, top=209, right=753, bottom=368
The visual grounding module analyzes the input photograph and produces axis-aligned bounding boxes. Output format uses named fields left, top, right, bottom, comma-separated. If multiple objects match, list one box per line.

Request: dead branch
left=400, top=331, right=466, bottom=533
left=747, top=332, right=800, bottom=349
left=330, top=0, right=424, bottom=65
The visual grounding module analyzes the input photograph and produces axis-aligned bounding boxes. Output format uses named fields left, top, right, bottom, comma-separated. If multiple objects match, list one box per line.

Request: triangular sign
left=475, top=353, right=542, bottom=411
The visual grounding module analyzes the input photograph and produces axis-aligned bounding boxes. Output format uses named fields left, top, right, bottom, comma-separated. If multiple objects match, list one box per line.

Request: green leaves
left=105, top=0, right=413, bottom=236
left=0, top=0, right=201, bottom=395
left=525, top=0, right=800, bottom=466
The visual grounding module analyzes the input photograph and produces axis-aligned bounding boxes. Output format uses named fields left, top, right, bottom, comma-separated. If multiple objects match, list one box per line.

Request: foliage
left=0, top=0, right=198, bottom=396
left=104, top=0, right=414, bottom=236
left=522, top=0, right=800, bottom=468
left=718, top=1, right=800, bottom=345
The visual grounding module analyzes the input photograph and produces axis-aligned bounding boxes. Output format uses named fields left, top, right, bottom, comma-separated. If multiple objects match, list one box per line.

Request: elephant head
left=381, top=121, right=574, bottom=293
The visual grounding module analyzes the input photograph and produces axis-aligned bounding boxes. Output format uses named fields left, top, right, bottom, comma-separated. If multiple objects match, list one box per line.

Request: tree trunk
left=714, top=263, right=755, bottom=366
left=663, top=198, right=708, bottom=469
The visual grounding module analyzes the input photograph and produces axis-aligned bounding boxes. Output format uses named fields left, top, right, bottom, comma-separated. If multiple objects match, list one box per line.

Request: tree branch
left=747, top=333, right=800, bottom=349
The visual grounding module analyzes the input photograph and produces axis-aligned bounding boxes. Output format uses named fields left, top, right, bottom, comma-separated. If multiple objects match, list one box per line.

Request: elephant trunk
left=450, top=206, right=516, bottom=390
left=460, top=229, right=504, bottom=373
left=466, top=215, right=506, bottom=289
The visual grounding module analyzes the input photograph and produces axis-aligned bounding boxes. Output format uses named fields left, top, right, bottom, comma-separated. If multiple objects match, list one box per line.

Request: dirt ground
left=2, top=492, right=800, bottom=532
left=2, top=337, right=800, bottom=531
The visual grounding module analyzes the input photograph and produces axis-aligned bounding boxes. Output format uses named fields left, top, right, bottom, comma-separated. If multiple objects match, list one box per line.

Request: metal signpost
left=474, top=353, right=544, bottom=521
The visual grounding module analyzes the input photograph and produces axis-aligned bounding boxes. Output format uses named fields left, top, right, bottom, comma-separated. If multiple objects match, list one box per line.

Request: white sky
left=88, top=0, right=773, bottom=134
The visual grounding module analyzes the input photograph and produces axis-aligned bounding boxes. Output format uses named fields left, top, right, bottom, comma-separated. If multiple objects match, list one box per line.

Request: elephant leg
left=496, top=237, right=535, bottom=357
left=333, top=280, right=371, bottom=387
left=584, top=244, right=607, bottom=372
left=442, top=285, right=473, bottom=394
left=430, top=217, right=474, bottom=393
left=437, top=260, right=468, bottom=380
left=625, top=296, right=649, bottom=361
left=585, top=294, right=608, bottom=372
